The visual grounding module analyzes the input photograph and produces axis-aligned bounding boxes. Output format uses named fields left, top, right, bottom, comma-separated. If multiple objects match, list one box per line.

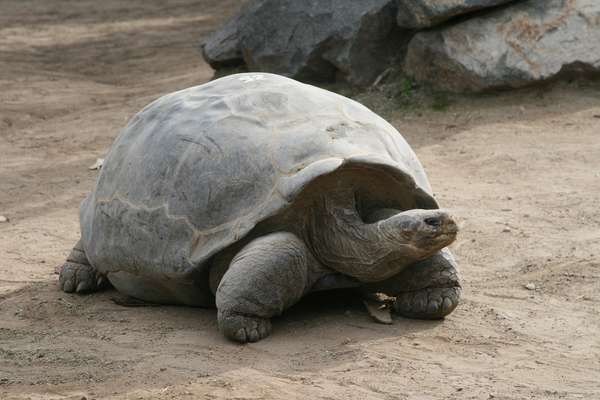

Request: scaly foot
left=218, top=310, right=272, bottom=343
left=59, top=241, right=108, bottom=293
left=393, top=286, right=461, bottom=319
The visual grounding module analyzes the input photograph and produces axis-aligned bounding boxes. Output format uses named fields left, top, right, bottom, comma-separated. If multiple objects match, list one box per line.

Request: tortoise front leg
left=215, top=232, right=323, bottom=343
left=364, top=249, right=461, bottom=319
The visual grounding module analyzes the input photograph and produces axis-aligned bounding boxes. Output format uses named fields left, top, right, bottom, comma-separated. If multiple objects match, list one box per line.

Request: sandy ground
left=1, top=1, right=599, bottom=399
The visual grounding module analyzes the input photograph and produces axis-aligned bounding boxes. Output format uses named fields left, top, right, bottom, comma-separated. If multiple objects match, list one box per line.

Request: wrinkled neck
left=305, top=194, right=416, bottom=283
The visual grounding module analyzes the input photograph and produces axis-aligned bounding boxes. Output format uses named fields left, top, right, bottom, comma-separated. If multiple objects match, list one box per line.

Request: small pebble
left=0, top=215, right=8, bottom=223
left=88, top=158, right=104, bottom=170
left=502, top=227, right=511, bottom=233
left=525, top=283, right=536, bottom=290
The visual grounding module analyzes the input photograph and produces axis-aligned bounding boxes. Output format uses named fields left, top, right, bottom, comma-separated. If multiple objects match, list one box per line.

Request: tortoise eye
left=424, top=217, right=441, bottom=227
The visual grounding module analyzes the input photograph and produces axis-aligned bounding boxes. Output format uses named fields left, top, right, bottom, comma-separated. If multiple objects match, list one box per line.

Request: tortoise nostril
left=424, top=217, right=442, bottom=227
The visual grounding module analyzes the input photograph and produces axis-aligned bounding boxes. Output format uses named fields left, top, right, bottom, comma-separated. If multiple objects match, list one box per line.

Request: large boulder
left=395, top=0, right=516, bottom=29
left=404, top=0, right=600, bottom=92
left=202, top=0, right=406, bottom=86
left=200, top=1, right=255, bottom=69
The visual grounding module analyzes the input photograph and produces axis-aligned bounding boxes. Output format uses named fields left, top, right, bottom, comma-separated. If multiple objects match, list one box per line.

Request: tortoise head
left=375, top=209, right=458, bottom=260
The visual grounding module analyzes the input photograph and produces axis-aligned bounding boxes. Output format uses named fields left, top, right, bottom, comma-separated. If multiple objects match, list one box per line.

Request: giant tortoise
left=59, top=73, right=461, bottom=343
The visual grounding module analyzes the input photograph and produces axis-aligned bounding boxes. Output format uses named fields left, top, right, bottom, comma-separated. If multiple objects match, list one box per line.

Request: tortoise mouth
left=435, top=232, right=458, bottom=243
left=443, top=225, right=459, bottom=234
left=423, top=229, right=457, bottom=239
left=419, top=218, right=459, bottom=243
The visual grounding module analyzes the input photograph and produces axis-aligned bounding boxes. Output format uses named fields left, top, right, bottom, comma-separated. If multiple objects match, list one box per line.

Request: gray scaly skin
left=215, top=232, right=321, bottom=342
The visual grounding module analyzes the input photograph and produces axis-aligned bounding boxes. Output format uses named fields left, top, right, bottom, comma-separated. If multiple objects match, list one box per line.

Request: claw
left=234, top=328, right=247, bottom=343
left=62, top=278, right=75, bottom=293
left=218, top=311, right=272, bottom=343
left=58, top=261, right=106, bottom=294
left=442, top=296, right=454, bottom=311
left=76, top=282, right=87, bottom=293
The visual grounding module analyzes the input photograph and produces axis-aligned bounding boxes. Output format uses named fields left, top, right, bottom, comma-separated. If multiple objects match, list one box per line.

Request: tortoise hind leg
left=215, top=232, right=323, bottom=343
left=59, top=239, right=109, bottom=293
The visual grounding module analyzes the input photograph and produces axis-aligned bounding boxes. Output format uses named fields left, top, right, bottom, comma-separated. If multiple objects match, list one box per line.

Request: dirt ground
left=1, top=1, right=599, bottom=399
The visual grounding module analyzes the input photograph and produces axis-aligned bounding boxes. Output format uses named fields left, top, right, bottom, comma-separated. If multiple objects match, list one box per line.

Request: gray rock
left=201, top=2, right=257, bottom=69
left=202, top=0, right=406, bottom=86
left=395, top=0, right=516, bottom=29
left=200, top=17, right=242, bottom=68
left=404, top=0, right=600, bottom=92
